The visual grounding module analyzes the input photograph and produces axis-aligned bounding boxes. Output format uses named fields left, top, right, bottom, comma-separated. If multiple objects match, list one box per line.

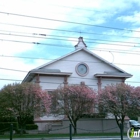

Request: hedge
left=0, top=122, right=18, bottom=132
left=25, top=116, right=34, bottom=124
left=0, top=117, right=17, bottom=122
left=26, top=124, right=38, bottom=130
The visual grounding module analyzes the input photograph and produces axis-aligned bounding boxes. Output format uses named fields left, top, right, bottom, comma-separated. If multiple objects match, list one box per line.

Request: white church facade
left=23, top=37, right=132, bottom=92
left=22, top=37, right=132, bottom=132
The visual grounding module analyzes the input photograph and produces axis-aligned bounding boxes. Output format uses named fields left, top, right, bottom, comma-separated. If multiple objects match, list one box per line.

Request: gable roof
left=34, top=48, right=132, bottom=76
left=23, top=46, right=132, bottom=82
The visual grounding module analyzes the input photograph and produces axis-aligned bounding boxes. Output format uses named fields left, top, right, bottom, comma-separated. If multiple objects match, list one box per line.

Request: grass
left=0, top=132, right=126, bottom=139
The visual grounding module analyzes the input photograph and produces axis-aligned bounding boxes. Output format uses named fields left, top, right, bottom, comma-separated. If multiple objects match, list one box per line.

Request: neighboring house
left=22, top=37, right=132, bottom=130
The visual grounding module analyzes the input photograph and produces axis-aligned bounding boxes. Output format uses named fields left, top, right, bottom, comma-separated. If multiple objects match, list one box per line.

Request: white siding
left=40, top=76, right=64, bottom=90
left=101, top=78, right=123, bottom=88
left=31, top=50, right=126, bottom=91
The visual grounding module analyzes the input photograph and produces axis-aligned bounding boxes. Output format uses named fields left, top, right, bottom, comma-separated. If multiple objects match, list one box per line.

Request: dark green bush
left=0, top=132, right=4, bottom=135
left=0, top=116, right=17, bottom=122
left=25, top=116, right=34, bottom=124
left=0, top=122, right=18, bottom=132
left=26, top=124, right=38, bottom=130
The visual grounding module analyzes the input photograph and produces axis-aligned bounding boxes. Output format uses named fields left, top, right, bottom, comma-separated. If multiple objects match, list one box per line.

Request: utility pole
left=10, top=124, right=13, bottom=140
left=69, top=124, right=72, bottom=140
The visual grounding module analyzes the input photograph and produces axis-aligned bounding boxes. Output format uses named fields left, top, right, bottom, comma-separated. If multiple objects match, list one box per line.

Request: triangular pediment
left=23, top=47, right=132, bottom=82
left=34, top=48, right=131, bottom=76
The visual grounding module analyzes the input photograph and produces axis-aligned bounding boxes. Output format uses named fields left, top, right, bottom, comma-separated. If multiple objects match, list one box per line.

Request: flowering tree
left=51, top=85, right=97, bottom=134
left=98, top=83, right=138, bottom=140
left=128, top=86, right=140, bottom=118
left=0, top=83, right=51, bottom=134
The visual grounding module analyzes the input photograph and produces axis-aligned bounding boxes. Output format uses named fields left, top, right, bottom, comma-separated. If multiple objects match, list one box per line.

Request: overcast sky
left=0, top=0, right=140, bottom=89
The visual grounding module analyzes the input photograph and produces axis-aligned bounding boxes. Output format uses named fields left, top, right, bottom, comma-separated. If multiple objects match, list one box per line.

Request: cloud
left=117, top=11, right=140, bottom=25
left=90, top=28, right=140, bottom=87
left=0, top=41, right=34, bottom=55
left=0, top=56, right=51, bottom=88
left=0, top=0, right=140, bottom=89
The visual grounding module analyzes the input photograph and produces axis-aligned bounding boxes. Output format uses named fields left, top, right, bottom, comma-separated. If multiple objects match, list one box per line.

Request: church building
left=22, top=37, right=132, bottom=131
left=23, top=37, right=132, bottom=92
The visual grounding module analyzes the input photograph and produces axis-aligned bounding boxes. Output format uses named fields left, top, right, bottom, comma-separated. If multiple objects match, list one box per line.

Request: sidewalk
left=0, top=136, right=130, bottom=140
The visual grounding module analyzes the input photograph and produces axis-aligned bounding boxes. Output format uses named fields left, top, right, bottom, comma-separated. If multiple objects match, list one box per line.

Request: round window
left=76, top=63, right=89, bottom=76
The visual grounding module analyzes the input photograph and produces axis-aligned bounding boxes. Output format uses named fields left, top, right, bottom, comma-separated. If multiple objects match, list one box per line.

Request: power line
left=0, top=22, right=79, bottom=34
left=0, top=67, right=136, bottom=82
left=0, top=78, right=139, bottom=85
left=0, top=28, right=140, bottom=40
left=0, top=78, right=97, bottom=86
left=1, top=55, right=140, bottom=67
left=1, top=37, right=140, bottom=57
left=1, top=32, right=140, bottom=46
left=0, top=11, right=140, bottom=32
left=0, top=38, right=140, bottom=55
left=0, top=38, right=140, bottom=50
left=1, top=5, right=98, bottom=21
left=0, top=67, right=27, bottom=72
left=0, top=67, right=138, bottom=85
left=49, top=4, right=140, bottom=21
left=0, top=78, right=66, bottom=85
left=0, top=78, right=21, bottom=82
left=0, top=39, right=140, bottom=55
left=46, top=3, right=98, bottom=12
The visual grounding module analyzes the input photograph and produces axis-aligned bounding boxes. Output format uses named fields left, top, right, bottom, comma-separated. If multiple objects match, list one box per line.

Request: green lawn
left=0, top=132, right=126, bottom=139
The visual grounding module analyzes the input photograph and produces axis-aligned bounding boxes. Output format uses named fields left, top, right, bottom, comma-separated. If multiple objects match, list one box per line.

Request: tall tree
left=128, top=86, right=140, bottom=118
left=98, top=83, right=138, bottom=140
left=0, top=83, right=51, bottom=134
left=51, top=84, right=96, bottom=134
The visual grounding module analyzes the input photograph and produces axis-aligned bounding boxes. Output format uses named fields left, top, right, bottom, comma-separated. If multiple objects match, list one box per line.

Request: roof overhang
left=94, top=72, right=132, bottom=79
left=23, top=69, right=72, bottom=82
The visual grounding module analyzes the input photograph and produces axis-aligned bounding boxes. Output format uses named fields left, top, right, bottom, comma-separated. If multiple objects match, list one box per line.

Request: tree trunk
left=17, top=116, right=26, bottom=135
left=120, top=122, right=124, bottom=140
left=73, top=121, right=77, bottom=135
left=115, top=116, right=125, bottom=140
left=20, top=125, right=23, bottom=135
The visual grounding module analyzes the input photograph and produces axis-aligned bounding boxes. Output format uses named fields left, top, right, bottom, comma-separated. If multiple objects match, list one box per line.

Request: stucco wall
left=35, top=118, right=129, bottom=134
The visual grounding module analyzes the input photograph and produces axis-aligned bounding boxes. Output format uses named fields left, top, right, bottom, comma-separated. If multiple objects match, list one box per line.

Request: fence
left=0, top=119, right=130, bottom=140
left=35, top=118, right=129, bottom=134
